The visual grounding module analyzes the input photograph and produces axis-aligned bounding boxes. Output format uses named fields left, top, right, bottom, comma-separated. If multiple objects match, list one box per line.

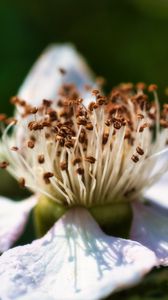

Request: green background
left=0, top=0, right=168, bottom=298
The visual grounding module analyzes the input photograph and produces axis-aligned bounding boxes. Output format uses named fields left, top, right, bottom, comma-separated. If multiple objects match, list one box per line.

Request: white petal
left=0, top=208, right=156, bottom=300
left=18, top=44, right=94, bottom=106
left=0, top=196, right=37, bottom=252
left=130, top=201, right=168, bottom=266
left=144, top=171, right=168, bottom=209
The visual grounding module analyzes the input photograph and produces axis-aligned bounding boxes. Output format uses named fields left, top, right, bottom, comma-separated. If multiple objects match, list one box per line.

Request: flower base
left=34, top=196, right=133, bottom=238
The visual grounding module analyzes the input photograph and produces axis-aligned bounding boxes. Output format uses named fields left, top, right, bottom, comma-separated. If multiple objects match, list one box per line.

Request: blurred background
left=1, top=0, right=168, bottom=116
left=0, top=1, right=168, bottom=298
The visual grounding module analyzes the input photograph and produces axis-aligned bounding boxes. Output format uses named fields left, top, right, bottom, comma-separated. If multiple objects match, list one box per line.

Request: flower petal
left=144, top=172, right=168, bottom=209
left=130, top=201, right=168, bottom=266
left=0, top=196, right=37, bottom=252
left=0, top=208, right=156, bottom=300
left=18, top=44, right=94, bottom=106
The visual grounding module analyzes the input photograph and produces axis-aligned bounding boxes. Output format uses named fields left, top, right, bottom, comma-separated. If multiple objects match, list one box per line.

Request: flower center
left=1, top=83, right=168, bottom=209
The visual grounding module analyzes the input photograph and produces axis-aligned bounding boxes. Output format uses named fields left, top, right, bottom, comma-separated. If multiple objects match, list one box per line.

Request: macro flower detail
left=0, top=45, right=168, bottom=300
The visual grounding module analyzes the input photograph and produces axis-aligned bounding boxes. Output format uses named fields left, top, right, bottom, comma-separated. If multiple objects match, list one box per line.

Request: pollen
left=1, top=82, right=168, bottom=206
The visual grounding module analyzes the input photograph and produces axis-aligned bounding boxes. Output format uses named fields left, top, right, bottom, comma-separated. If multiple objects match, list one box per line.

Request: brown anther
left=43, top=99, right=52, bottom=107
left=72, top=157, right=82, bottom=165
left=11, top=146, right=19, bottom=151
left=131, top=155, right=139, bottom=163
left=93, top=103, right=98, bottom=109
left=136, top=82, right=146, bottom=90
left=29, top=107, right=38, bottom=114
left=42, top=121, right=51, bottom=128
left=92, top=89, right=100, bottom=95
left=97, top=96, right=106, bottom=105
left=160, top=119, right=168, bottom=128
left=48, top=110, right=58, bottom=121
left=137, top=114, right=144, bottom=120
left=105, top=119, right=111, bottom=127
left=110, top=90, right=121, bottom=101
left=96, top=76, right=106, bottom=86
left=5, top=118, right=17, bottom=125
left=28, top=121, right=40, bottom=131
left=18, top=177, right=25, bottom=188
left=119, top=83, right=133, bottom=92
left=148, top=84, right=158, bottom=92
left=38, top=154, right=45, bottom=164
left=134, top=94, right=148, bottom=103
left=136, top=146, right=144, bottom=156
left=27, top=140, right=35, bottom=149
left=76, top=167, right=84, bottom=175
left=10, top=96, right=20, bottom=105
left=85, top=156, right=96, bottom=164
left=102, top=133, right=109, bottom=145
left=45, top=133, right=51, bottom=139
left=88, top=102, right=96, bottom=111
left=59, top=67, right=66, bottom=75
left=139, top=123, right=149, bottom=132
left=0, top=161, right=9, bottom=169
left=86, top=122, right=93, bottom=130
left=77, top=116, right=87, bottom=126
left=64, top=140, right=74, bottom=148
left=20, top=100, right=26, bottom=107
left=113, top=121, right=122, bottom=130
left=43, top=172, right=54, bottom=184
left=60, top=161, right=68, bottom=171
left=0, top=114, right=7, bottom=122
left=79, top=130, right=86, bottom=144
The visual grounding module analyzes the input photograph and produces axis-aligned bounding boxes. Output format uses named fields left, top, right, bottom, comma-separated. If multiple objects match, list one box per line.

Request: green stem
left=34, top=195, right=133, bottom=238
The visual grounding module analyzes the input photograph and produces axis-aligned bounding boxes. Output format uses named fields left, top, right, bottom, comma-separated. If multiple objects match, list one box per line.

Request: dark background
left=1, top=0, right=168, bottom=117
left=0, top=1, right=168, bottom=298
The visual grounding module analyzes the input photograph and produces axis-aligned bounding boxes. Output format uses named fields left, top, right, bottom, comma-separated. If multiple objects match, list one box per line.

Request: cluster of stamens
left=1, top=82, right=168, bottom=207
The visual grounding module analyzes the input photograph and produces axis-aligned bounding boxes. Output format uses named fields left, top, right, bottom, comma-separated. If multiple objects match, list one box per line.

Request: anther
left=139, top=123, right=149, bottom=132
left=43, top=172, right=54, bottom=184
left=0, top=161, right=9, bottom=169
left=27, top=140, right=35, bottom=149
left=0, top=114, right=7, bottom=122
left=102, top=133, right=109, bottom=145
left=136, top=146, right=144, bottom=156
left=64, top=140, right=74, bottom=148
left=113, top=120, right=122, bottom=130
left=77, top=116, right=87, bottom=126
left=60, top=162, right=68, bottom=171
left=72, top=158, right=82, bottom=165
left=85, top=156, right=96, bottom=164
left=18, top=177, right=26, bottom=188
left=148, top=84, right=158, bottom=92
left=11, top=146, right=19, bottom=151
left=43, top=99, right=52, bottom=107
left=29, top=107, right=38, bottom=114
left=136, top=82, right=146, bottom=90
left=86, top=122, right=93, bottom=130
left=131, top=155, right=139, bottom=163
left=59, top=67, right=66, bottom=75
left=76, top=167, right=84, bottom=175
left=38, top=154, right=45, bottom=164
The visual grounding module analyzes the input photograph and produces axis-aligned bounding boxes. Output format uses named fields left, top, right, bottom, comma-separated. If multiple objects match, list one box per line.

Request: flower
left=0, top=45, right=168, bottom=300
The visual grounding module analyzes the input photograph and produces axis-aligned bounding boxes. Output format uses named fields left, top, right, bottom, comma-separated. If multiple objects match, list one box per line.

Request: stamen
left=1, top=82, right=168, bottom=207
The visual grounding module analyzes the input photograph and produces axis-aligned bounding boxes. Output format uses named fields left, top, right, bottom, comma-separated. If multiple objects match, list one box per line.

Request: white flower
left=0, top=45, right=168, bottom=300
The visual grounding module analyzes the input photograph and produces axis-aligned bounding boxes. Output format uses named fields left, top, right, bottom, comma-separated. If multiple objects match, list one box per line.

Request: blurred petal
left=0, top=208, right=156, bottom=300
left=18, top=44, right=95, bottom=106
left=130, top=201, right=168, bottom=266
left=0, top=196, right=37, bottom=252
left=144, top=172, right=168, bottom=209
